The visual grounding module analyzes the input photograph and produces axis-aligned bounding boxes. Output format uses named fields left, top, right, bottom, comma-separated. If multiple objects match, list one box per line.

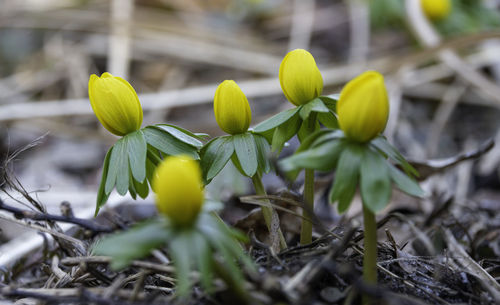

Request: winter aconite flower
left=214, top=80, right=252, bottom=135
left=152, top=155, right=204, bottom=227
left=88, top=72, right=143, bottom=136
left=421, top=0, right=451, bottom=20
left=337, top=71, right=389, bottom=143
left=279, top=49, right=323, bottom=106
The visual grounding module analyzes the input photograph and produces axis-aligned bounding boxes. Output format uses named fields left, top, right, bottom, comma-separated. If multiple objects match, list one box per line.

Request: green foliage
left=370, top=0, right=500, bottom=35
left=200, top=136, right=234, bottom=183
left=200, top=131, right=272, bottom=183
left=93, top=202, right=252, bottom=297
left=329, top=143, right=363, bottom=213
left=93, top=219, right=171, bottom=270
left=360, top=148, right=392, bottom=213
left=280, top=131, right=425, bottom=214
left=253, top=95, right=338, bottom=153
left=95, top=125, right=203, bottom=215
left=233, top=133, right=258, bottom=176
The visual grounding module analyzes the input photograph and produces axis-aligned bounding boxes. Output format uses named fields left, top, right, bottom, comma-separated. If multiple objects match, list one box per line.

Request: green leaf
left=198, top=216, right=245, bottom=283
left=295, top=129, right=332, bottom=153
left=169, top=231, right=196, bottom=296
left=330, top=144, right=363, bottom=213
left=145, top=148, right=159, bottom=185
left=311, top=129, right=344, bottom=147
left=126, top=130, right=147, bottom=183
left=104, top=142, right=119, bottom=195
left=200, top=137, right=234, bottom=182
left=155, top=124, right=203, bottom=148
left=128, top=173, right=137, bottom=200
left=271, top=111, right=301, bottom=153
left=133, top=178, right=150, bottom=199
left=319, top=94, right=339, bottom=112
left=253, top=107, right=299, bottom=133
left=280, top=139, right=344, bottom=173
left=106, top=138, right=129, bottom=195
left=388, top=164, right=425, bottom=198
left=318, top=111, right=339, bottom=129
left=299, top=98, right=329, bottom=120
left=95, top=147, right=113, bottom=216
left=371, top=137, right=419, bottom=177
left=116, top=137, right=130, bottom=196
left=93, top=219, right=169, bottom=270
left=195, top=132, right=211, bottom=139
left=232, top=133, right=258, bottom=177
left=253, top=133, right=272, bottom=174
left=297, top=119, right=320, bottom=142
left=143, top=127, right=199, bottom=160
left=360, top=149, right=392, bottom=213
left=192, top=231, right=213, bottom=293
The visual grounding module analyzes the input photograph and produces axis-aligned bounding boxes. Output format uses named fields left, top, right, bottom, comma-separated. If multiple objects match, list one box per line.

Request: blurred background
left=1, top=0, right=500, bottom=243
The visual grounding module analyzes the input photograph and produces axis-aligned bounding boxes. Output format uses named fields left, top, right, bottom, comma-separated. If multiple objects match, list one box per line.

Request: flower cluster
left=88, top=48, right=422, bottom=297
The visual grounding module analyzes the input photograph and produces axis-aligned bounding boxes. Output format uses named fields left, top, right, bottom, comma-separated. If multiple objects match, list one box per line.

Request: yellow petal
left=279, top=49, right=323, bottom=106
left=88, top=72, right=143, bottom=136
left=152, top=155, right=204, bottom=226
left=214, top=80, right=252, bottom=135
left=421, top=0, right=451, bottom=20
left=337, top=71, right=389, bottom=143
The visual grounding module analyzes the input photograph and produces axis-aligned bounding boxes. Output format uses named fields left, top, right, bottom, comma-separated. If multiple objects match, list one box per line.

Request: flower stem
left=362, top=204, right=377, bottom=304
left=300, top=112, right=317, bottom=245
left=251, top=173, right=287, bottom=251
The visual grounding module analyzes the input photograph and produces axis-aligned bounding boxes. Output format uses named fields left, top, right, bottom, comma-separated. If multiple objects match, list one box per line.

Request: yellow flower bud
left=88, top=72, right=143, bottom=136
left=279, top=49, right=323, bottom=106
left=214, top=80, right=252, bottom=135
left=152, top=155, right=204, bottom=227
left=337, top=71, right=389, bottom=143
left=420, top=0, right=451, bottom=20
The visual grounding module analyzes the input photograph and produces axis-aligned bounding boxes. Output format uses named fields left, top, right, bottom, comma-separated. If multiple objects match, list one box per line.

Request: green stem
left=362, top=204, right=377, bottom=304
left=300, top=112, right=317, bottom=245
left=251, top=173, right=287, bottom=251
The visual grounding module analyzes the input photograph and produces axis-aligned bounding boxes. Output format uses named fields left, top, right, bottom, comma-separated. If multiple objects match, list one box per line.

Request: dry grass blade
left=443, top=229, right=500, bottom=302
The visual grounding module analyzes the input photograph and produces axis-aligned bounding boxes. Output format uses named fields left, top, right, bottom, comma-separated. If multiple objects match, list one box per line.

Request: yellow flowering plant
left=94, top=155, right=254, bottom=299
left=201, top=80, right=287, bottom=251
left=280, top=71, right=424, bottom=290
left=89, top=73, right=205, bottom=215
left=420, top=0, right=451, bottom=21
left=254, top=49, right=337, bottom=245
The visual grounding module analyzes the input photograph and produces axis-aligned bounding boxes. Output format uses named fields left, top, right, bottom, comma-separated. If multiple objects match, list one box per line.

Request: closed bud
left=279, top=49, right=323, bottom=106
left=152, top=155, right=204, bottom=227
left=421, top=0, right=451, bottom=20
left=88, top=72, right=143, bottom=136
left=337, top=71, right=389, bottom=143
left=214, top=80, right=252, bottom=135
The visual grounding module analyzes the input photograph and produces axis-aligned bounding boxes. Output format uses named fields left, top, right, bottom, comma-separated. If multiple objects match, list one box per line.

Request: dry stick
left=0, top=198, right=113, bottom=233
left=405, top=0, right=500, bottom=105
left=251, top=173, right=287, bottom=252
left=108, top=0, right=133, bottom=79
left=443, top=229, right=500, bottom=302
left=347, top=0, right=370, bottom=64
left=288, top=0, right=315, bottom=51
left=0, top=213, right=86, bottom=252
left=2, top=31, right=500, bottom=123
left=425, top=80, right=467, bottom=158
